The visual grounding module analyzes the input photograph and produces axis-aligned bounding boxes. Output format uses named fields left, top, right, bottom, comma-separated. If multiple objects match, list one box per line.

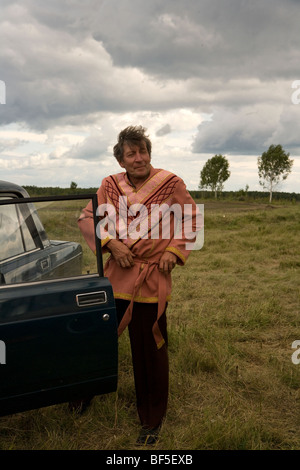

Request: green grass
left=1, top=200, right=300, bottom=450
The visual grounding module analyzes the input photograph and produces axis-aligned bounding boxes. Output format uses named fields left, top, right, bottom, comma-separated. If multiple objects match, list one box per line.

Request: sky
left=0, top=0, right=300, bottom=193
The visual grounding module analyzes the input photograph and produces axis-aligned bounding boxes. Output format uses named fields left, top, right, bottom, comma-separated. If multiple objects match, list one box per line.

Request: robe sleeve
left=77, top=179, right=113, bottom=254
left=165, top=178, right=202, bottom=265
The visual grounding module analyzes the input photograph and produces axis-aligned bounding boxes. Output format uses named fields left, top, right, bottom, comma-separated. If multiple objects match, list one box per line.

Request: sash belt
left=117, top=258, right=168, bottom=349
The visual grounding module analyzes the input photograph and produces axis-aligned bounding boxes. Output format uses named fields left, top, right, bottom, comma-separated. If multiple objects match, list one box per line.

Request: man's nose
left=134, top=151, right=143, bottom=161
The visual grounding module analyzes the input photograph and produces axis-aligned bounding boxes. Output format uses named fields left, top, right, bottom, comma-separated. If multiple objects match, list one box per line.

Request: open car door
left=0, top=193, right=118, bottom=417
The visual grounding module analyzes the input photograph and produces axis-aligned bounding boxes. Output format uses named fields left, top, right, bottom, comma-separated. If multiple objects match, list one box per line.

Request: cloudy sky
left=0, top=0, right=299, bottom=193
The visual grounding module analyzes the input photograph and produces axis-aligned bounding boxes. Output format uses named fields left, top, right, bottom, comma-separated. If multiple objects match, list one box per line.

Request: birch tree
left=199, top=154, right=230, bottom=198
left=258, top=145, right=293, bottom=203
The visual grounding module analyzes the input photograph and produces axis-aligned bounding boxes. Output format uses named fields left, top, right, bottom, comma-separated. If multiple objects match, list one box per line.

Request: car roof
left=0, top=180, right=30, bottom=198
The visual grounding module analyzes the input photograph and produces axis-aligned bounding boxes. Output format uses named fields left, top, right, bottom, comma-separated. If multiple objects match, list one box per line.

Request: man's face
left=119, top=141, right=151, bottom=184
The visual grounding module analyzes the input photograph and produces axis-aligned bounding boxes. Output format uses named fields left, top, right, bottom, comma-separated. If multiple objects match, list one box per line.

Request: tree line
left=23, top=185, right=99, bottom=196
left=190, top=190, right=300, bottom=202
left=23, top=145, right=297, bottom=202
left=199, top=144, right=294, bottom=202
left=24, top=185, right=300, bottom=203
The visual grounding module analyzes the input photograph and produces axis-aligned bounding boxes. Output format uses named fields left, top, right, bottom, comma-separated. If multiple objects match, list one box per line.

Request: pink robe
left=78, top=166, right=200, bottom=348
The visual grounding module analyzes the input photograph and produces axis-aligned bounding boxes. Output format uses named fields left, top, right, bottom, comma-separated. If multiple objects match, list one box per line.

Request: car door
left=0, top=193, right=118, bottom=417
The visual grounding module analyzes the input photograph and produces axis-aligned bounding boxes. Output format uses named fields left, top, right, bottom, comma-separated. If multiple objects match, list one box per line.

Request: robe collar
left=123, top=165, right=157, bottom=189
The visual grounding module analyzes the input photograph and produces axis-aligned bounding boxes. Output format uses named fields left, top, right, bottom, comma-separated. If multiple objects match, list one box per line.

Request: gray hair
left=113, top=126, right=152, bottom=162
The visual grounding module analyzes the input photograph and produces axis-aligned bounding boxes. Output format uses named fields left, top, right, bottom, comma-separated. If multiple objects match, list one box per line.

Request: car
left=0, top=181, right=118, bottom=417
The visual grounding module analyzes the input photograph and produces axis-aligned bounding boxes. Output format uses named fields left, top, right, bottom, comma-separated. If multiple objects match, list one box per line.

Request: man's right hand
left=106, top=239, right=135, bottom=268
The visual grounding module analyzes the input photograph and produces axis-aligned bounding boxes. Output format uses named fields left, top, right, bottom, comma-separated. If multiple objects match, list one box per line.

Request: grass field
left=0, top=199, right=300, bottom=450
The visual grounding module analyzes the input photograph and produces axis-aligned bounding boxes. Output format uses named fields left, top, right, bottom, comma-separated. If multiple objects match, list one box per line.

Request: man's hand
left=107, top=239, right=135, bottom=268
left=159, top=251, right=177, bottom=274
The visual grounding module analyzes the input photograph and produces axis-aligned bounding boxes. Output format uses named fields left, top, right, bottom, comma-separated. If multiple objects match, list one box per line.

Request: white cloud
left=0, top=0, right=300, bottom=193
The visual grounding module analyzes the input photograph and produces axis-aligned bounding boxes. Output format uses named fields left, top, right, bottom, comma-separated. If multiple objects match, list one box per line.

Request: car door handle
left=76, top=291, right=107, bottom=307
left=39, top=257, right=50, bottom=271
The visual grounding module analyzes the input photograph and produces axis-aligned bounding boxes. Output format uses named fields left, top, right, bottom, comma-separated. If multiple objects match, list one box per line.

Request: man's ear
left=119, top=160, right=125, bottom=169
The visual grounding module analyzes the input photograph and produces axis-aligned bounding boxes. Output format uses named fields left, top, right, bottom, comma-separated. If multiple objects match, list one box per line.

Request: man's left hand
left=159, top=252, right=177, bottom=274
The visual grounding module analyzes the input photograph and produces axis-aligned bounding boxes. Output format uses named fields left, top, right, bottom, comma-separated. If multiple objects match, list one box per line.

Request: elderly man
left=77, top=126, right=199, bottom=445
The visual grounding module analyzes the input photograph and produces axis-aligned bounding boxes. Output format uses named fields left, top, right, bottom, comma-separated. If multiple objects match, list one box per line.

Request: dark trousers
left=116, top=299, right=169, bottom=429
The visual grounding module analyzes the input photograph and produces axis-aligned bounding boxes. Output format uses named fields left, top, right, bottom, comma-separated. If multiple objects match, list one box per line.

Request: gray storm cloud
left=0, top=0, right=299, bottom=188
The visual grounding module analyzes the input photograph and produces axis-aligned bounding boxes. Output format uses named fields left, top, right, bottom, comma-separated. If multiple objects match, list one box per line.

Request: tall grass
left=1, top=200, right=300, bottom=450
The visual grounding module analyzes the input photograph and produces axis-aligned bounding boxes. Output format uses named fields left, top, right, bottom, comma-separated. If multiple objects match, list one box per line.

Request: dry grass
left=1, top=199, right=300, bottom=450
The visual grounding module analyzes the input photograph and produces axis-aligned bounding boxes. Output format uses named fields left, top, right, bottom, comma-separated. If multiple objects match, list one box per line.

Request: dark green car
left=0, top=181, right=118, bottom=417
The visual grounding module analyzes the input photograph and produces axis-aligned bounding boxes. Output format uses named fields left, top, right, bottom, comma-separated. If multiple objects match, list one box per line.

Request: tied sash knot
left=117, top=258, right=168, bottom=349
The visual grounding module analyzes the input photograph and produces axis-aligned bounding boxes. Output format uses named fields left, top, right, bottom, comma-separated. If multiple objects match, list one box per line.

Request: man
left=77, top=126, right=199, bottom=445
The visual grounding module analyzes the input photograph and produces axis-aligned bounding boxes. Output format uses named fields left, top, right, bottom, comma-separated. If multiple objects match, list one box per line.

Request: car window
left=17, top=204, right=38, bottom=252
left=0, top=204, right=25, bottom=260
left=0, top=196, right=100, bottom=286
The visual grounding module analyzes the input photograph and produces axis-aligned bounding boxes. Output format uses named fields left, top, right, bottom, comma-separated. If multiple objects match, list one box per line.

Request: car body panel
left=0, top=183, right=118, bottom=417
left=0, top=240, right=83, bottom=285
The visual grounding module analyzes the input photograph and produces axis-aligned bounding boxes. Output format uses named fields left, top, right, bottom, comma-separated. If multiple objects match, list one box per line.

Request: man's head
left=113, top=126, right=152, bottom=163
left=113, top=126, right=152, bottom=186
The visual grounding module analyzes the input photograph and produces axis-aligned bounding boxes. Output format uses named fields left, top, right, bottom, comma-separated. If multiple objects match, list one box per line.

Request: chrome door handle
left=76, top=291, right=107, bottom=307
